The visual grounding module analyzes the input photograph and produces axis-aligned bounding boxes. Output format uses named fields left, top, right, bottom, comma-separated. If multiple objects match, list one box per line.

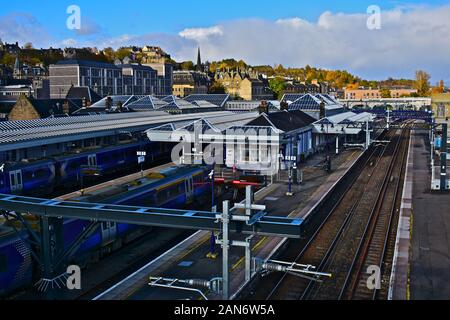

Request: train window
left=0, top=254, right=6, bottom=272
left=24, top=171, right=34, bottom=180
left=156, top=188, right=167, bottom=205
left=193, top=173, right=204, bottom=185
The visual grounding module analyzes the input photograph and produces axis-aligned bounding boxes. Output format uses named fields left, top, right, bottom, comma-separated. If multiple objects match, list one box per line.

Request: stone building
left=173, top=70, right=210, bottom=97
left=7, top=94, right=82, bottom=121
left=344, top=87, right=418, bottom=99
left=214, top=69, right=273, bottom=100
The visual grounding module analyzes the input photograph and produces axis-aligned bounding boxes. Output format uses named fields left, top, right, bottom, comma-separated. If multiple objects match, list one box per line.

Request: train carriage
left=0, top=164, right=213, bottom=297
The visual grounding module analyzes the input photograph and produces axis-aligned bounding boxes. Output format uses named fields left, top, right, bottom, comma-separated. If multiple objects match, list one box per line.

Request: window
left=437, top=104, right=446, bottom=118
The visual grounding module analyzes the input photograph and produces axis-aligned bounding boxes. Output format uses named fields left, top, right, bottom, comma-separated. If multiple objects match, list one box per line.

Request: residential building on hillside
left=120, top=45, right=171, bottom=64
left=214, top=70, right=273, bottom=100
left=0, top=40, right=20, bottom=55
left=141, top=46, right=171, bottom=64
left=345, top=87, right=417, bottom=99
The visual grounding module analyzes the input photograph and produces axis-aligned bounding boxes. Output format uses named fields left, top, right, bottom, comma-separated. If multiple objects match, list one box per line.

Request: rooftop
left=0, top=110, right=235, bottom=152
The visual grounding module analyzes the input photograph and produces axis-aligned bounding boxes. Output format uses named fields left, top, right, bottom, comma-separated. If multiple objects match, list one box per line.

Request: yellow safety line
left=231, top=237, right=267, bottom=271
left=176, top=234, right=210, bottom=263
left=123, top=233, right=210, bottom=300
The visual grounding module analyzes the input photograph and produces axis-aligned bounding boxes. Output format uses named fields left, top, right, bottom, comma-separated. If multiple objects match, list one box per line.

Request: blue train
left=0, top=141, right=172, bottom=196
left=0, top=164, right=213, bottom=297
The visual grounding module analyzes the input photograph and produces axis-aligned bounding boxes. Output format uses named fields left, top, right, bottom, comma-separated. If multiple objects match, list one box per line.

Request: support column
left=40, top=217, right=52, bottom=279
left=245, top=237, right=252, bottom=282
left=440, top=124, right=447, bottom=191
left=365, top=120, right=370, bottom=150
left=222, top=200, right=229, bottom=300
left=292, top=135, right=298, bottom=184
left=335, top=136, right=339, bottom=155
left=387, top=109, right=390, bottom=129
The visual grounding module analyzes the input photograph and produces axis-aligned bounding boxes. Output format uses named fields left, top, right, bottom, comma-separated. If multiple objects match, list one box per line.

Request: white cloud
left=3, top=5, right=450, bottom=82
left=169, top=5, right=450, bottom=82
left=179, top=26, right=223, bottom=41
left=0, top=13, right=52, bottom=48
left=75, top=16, right=103, bottom=36
left=61, top=38, right=77, bottom=47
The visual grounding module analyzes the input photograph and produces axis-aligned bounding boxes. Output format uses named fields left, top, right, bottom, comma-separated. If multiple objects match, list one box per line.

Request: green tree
left=208, top=81, right=226, bottom=94
left=115, top=48, right=131, bottom=61
left=414, top=70, right=431, bottom=96
left=180, top=61, right=195, bottom=70
left=102, top=47, right=115, bottom=62
left=269, top=77, right=286, bottom=100
left=0, top=53, right=16, bottom=66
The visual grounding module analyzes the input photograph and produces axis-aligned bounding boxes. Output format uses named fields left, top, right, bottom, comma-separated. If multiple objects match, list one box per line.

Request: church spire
left=196, top=46, right=202, bottom=72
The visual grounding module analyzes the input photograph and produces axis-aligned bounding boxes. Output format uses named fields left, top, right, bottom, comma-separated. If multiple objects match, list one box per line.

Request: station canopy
left=312, top=111, right=375, bottom=135
left=146, top=112, right=259, bottom=143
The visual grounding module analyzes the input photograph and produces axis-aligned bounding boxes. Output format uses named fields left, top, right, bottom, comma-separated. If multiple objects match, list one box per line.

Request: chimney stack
left=259, top=100, right=269, bottom=114
left=319, top=101, right=326, bottom=119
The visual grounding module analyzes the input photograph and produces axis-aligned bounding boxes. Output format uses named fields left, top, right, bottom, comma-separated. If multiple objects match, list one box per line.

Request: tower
left=13, top=56, right=20, bottom=78
left=196, top=47, right=202, bottom=72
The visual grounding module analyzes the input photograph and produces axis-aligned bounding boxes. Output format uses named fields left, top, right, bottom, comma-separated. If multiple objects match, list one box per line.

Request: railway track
left=340, top=126, right=410, bottom=300
left=265, top=125, right=410, bottom=300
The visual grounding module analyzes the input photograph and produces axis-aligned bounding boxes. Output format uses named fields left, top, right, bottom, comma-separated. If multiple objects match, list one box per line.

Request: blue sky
left=1, top=0, right=448, bottom=40
left=1, top=1, right=450, bottom=81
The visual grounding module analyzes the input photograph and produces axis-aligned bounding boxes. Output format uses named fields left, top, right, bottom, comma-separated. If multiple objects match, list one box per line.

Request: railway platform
left=94, top=148, right=363, bottom=300
left=404, top=130, right=450, bottom=299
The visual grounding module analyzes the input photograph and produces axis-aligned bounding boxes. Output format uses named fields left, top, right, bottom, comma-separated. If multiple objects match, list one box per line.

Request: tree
left=115, top=48, right=131, bottom=61
left=414, top=70, right=431, bottom=96
left=180, top=61, right=195, bottom=70
left=0, top=53, right=16, bottom=66
left=208, top=81, right=226, bottom=94
left=102, top=47, right=115, bottom=62
left=432, top=80, right=445, bottom=94
left=268, top=77, right=286, bottom=100
left=379, top=88, right=392, bottom=98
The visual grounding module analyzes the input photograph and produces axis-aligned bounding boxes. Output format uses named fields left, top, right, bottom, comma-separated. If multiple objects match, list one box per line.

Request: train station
left=0, top=92, right=449, bottom=302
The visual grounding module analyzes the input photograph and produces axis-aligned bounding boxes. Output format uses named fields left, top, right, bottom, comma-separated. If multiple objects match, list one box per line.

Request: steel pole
left=222, top=200, right=230, bottom=300
left=440, top=124, right=447, bottom=191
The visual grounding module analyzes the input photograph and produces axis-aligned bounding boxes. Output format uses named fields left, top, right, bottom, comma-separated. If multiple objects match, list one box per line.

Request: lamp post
left=286, top=136, right=293, bottom=196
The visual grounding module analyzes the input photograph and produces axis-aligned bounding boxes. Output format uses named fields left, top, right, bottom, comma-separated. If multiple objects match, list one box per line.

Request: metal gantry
left=0, top=187, right=302, bottom=296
